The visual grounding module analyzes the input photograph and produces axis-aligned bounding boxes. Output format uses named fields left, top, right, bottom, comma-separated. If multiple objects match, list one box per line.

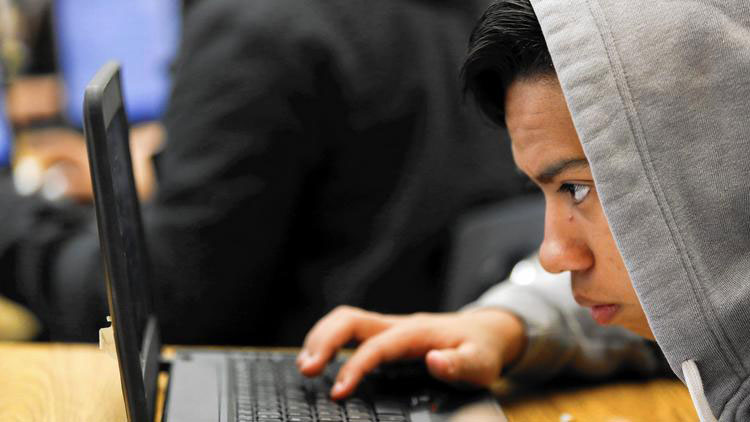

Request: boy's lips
left=589, top=304, right=620, bottom=324
left=573, top=293, right=620, bottom=324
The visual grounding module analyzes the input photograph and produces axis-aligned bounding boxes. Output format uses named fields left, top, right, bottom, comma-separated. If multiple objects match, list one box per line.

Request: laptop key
left=258, top=411, right=283, bottom=418
left=374, top=400, right=405, bottom=415
left=378, top=416, right=408, bottom=421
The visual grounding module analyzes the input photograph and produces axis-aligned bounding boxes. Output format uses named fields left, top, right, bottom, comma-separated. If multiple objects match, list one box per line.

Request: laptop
left=83, top=62, right=507, bottom=422
left=0, top=65, right=11, bottom=167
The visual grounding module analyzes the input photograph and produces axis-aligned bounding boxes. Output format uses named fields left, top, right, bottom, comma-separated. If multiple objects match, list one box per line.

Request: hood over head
left=529, top=0, right=750, bottom=419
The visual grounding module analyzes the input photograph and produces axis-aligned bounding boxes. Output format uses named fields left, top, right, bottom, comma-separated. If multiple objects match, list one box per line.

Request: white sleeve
left=464, top=255, right=666, bottom=383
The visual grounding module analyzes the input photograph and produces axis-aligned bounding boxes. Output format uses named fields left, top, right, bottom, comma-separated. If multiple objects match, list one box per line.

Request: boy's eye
left=559, top=183, right=591, bottom=204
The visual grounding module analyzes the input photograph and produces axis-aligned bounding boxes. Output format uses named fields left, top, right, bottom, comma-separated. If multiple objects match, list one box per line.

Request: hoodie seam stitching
left=585, top=0, right=745, bottom=394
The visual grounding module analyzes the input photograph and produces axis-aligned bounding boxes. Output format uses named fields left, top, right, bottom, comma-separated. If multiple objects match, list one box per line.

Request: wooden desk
left=0, top=343, right=698, bottom=422
left=0, top=343, right=126, bottom=421
left=495, top=378, right=697, bottom=421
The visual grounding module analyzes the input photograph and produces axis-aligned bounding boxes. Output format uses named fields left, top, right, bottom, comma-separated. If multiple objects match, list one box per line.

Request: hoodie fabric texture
left=529, top=1, right=750, bottom=420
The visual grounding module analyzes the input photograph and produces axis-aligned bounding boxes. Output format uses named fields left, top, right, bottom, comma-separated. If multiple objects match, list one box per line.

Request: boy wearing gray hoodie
left=297, top=1, right=750, bottom=421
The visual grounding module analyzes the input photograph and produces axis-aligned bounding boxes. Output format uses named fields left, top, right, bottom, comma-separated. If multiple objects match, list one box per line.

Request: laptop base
left=163, top=350, right=507, bottom=422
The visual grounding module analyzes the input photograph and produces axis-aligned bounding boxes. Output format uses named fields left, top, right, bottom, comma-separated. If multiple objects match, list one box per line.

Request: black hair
left=462, top=0, right=555, bottom=127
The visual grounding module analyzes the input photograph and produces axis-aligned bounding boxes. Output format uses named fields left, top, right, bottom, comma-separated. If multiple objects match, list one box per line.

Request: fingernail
left=296, top=350, right=308, bottom=366
left=304, top=352, right=319, bottom=368
left=330, top=380, right=346, bottom=397
left=430, top=351, right=455, bottom=375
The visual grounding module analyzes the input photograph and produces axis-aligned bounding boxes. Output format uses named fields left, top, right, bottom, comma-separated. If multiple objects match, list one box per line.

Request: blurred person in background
left=6, top=0, right=176, bottom=202
left=0, top=0, right=42, bottom=341
left=0, top=0, right=176, bottom=340
left=0, top=0, right=526, bottom=345
left=0, top=0, right=41, bottom=342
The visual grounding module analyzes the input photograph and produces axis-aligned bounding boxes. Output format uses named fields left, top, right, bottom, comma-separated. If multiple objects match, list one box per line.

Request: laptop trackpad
left=164, top=356, right=225, bottom=422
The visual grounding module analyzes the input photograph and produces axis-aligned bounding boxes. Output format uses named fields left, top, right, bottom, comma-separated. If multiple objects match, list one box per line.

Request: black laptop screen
left=106, top=107, right=152, bottom=351
left=86, top=62, right=161, bottom=421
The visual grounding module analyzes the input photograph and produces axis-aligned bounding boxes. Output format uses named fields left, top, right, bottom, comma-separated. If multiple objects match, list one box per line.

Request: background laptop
left=0, top=65, right=11, bottom=167
left=83, top=61, right=507, bottom=422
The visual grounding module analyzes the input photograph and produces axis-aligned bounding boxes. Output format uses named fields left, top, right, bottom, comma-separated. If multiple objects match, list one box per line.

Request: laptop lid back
left=83, top=62, right=160, bottom=422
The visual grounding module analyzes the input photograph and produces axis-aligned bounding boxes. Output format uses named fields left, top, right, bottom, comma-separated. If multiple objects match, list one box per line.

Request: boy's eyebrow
left=536, top=158, right=589, bottom=183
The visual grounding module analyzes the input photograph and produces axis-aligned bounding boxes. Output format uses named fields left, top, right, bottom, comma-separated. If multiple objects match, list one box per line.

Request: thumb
left=425, top=342, right=501, bottom=386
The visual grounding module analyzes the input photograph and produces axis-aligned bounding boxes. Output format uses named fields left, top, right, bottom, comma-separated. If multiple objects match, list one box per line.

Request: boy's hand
left=297, top=306, right=525, bottom=400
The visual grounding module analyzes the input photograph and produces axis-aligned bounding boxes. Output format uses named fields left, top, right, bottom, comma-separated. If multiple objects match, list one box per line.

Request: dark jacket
left=0, top=0, right=523, bottom=345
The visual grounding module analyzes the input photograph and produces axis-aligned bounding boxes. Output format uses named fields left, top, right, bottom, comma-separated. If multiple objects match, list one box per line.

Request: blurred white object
left=13, top=155, right=44, bottom=195
left=99, top=316, right=117, bottom=359
left=41, top=162, right=71, bottom=201
left=13, top=156, right=73, bottom=201
left=510, top=259, right=538, bottom=286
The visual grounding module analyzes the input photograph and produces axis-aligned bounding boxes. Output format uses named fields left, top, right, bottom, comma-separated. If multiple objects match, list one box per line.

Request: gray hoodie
left=529, top=1, right=749, bottom=420
left=469, top=1, right=749, bottom=420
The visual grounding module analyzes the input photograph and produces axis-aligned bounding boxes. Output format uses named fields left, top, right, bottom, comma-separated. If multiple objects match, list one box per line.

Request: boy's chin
left=619, top=319, right=655, bottom=340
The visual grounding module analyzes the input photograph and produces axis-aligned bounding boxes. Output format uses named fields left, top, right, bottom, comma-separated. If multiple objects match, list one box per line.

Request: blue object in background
left=55, top=0, right=181, bottom=127
left=0, top=67, right=11, bottom=167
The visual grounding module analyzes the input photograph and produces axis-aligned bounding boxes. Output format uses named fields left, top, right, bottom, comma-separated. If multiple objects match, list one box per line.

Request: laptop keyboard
left=232, top=353, right=410, bottom=422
